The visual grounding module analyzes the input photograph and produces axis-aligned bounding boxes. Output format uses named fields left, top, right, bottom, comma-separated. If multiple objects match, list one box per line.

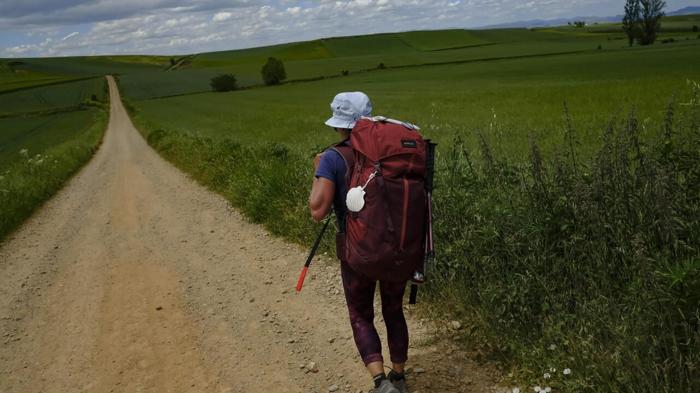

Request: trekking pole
left=296, top=215, right=332, bottom=293
left=410, top=140, right=437, bottom=305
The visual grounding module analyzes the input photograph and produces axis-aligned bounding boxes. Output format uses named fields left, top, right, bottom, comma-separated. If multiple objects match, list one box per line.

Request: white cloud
left=212, top=11, right=232, bottom=22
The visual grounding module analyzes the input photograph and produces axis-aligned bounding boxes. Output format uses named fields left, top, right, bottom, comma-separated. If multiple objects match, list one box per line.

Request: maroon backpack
left=334, top=117, right=427, bottom=282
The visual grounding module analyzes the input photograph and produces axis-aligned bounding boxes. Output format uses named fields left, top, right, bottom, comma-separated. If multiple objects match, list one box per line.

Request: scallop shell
left=346, top=186, right=366, bottom=212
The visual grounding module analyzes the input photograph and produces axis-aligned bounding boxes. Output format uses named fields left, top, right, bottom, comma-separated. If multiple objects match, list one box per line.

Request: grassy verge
left=429, top=98, right=700, bottom=392
left=126, top=80, right=700, bottom=391
left=0, top=103, right=108, bottom=241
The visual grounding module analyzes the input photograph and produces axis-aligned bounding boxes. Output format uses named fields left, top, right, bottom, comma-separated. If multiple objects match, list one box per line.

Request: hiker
left=309, top=92, right=412, bottom=393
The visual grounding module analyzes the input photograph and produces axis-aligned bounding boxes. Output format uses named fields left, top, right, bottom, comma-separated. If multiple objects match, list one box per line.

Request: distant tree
left=638, top=0, right=666, bottom=45
left=341, top=70, right=349, bottom=76
left=377, top=62, right=386, bottom=70
left=623, top=0, right=642, bottom=46
left=169, top=57, right=176, bottom=66
left=210, top=74, right=238, bottom=92
left=693, top=25, right=698, bottom=32
left=261, top=57, right=286, bottom=86
left=573, top=20, right=586, bottom=28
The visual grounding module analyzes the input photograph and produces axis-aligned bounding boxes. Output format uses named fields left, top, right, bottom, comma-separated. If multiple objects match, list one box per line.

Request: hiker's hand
left=313, top=153, right=323, bottom=170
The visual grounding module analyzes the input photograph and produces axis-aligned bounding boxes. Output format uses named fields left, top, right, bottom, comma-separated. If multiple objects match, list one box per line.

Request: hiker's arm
left=309, top=177, right=335, bottom=222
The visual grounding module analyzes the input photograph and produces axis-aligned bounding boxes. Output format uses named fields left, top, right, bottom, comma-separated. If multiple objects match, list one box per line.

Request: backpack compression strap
left=329, top=141, right=354, bottom=232
left=330, top=140, right=355, bottom=189
left=361, top=116, right=420, bottom=131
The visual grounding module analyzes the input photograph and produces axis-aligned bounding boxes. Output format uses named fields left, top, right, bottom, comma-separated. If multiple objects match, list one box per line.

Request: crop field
left=0, top=109, right=100, bottom=167
left=128, top=41, right=700, bottom=158
left=0, top=77, right=106, bottom=116
left=115, top=16, right=700, bottom=101
left=0, top=62, right=78, bottom=94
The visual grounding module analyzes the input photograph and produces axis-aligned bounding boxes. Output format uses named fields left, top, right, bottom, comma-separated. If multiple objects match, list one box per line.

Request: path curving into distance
left=0, top=76, right=498, bottom=393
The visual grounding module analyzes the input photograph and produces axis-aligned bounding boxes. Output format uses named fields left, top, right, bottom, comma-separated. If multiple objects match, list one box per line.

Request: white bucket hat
left=325, top=92, right=372, bottom=129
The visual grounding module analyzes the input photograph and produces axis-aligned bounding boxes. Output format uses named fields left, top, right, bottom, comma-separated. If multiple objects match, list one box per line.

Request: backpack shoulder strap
left=329, top=139, right=355, bottom=187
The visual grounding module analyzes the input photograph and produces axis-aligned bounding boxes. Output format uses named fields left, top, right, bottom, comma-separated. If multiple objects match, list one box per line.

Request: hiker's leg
left=379, top=280, right=409, bottom=366
left=340, top=260, right=384, bottom=370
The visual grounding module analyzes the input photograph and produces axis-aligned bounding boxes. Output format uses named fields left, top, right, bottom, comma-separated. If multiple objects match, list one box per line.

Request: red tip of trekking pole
left=296, top=266, right=309, bottom=292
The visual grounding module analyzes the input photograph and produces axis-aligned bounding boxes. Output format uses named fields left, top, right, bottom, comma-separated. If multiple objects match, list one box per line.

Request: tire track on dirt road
left=0, top=76, right=500, bottom=393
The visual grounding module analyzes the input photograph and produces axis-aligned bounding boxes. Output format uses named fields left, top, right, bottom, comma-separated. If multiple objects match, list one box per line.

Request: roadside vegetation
left=0, top=78, right=109, bottom=240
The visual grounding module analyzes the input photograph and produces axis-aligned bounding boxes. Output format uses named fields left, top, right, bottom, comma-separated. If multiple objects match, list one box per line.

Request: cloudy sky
left=0, top=0, right=696, bottom=58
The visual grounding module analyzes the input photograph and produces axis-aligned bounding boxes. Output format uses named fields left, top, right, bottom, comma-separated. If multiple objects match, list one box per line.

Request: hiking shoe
left=373, top=379, right=400, bottom=393
left=388, top=370, right=408, bottom=393
left=391, top=379, right=408, bottom=393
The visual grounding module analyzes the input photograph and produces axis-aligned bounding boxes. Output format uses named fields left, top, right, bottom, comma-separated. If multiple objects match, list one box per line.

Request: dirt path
left=0, top=76, right=501, bottom=393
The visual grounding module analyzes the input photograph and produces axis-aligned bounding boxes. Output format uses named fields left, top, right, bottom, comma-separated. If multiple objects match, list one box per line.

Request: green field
left=110, top=15, right=700, bottom=101
left=0, top=110, right=101, bottom=167
left=0, top=77, right=106, bottom=116
left=2, top=14, right=700, bottom=392
left=129, top=41, right=700, bottom=158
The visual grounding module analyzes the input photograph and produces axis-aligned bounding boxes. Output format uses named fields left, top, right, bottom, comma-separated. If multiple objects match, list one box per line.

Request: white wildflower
left=549, top=367, right=556, bottom=373
left=548, top=344, right=557, bottom=350
left=19, top=149, right=28, bottom=157
left=513, top=388, right=520, bottom=393
left=544, top=388, right=552, bottom=393
left=34, top=159, right=44, bottom=165
left=534, top=387, right=542, bottom=392
left=563, top=368, right=572, bottom=375
left=544, top=373, right=551, bottom=379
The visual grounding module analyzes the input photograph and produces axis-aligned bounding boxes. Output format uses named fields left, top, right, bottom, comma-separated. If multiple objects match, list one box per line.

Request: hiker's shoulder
left=329, top=141, right=353, bottom=160
left=317, top=148, right=344, bottom=172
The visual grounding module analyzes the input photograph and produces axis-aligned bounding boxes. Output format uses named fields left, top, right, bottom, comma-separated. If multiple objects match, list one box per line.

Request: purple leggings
left=340, top=260, right=409, bottom=366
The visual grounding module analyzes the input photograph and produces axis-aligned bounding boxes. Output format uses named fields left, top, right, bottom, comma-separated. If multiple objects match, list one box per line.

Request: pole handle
left=409, top=284, right=418, bottom=304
